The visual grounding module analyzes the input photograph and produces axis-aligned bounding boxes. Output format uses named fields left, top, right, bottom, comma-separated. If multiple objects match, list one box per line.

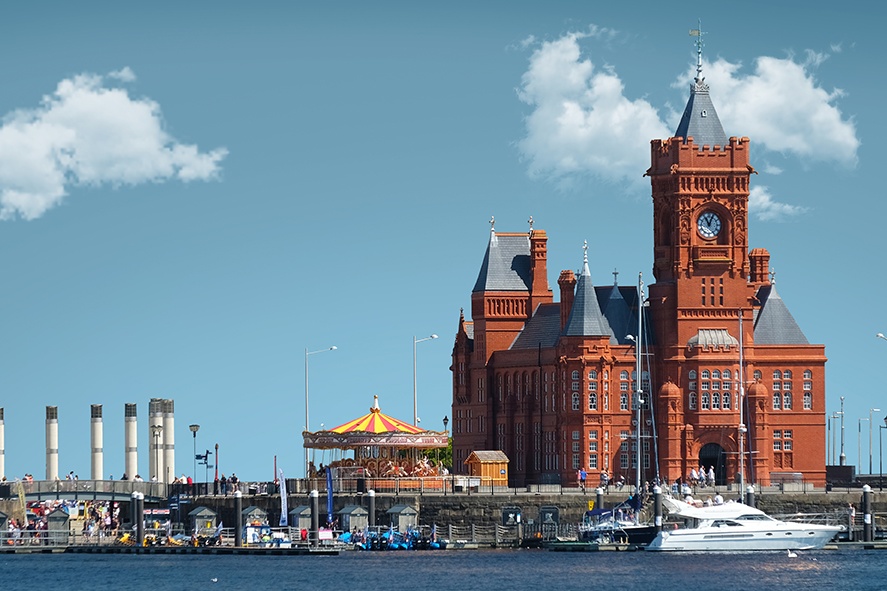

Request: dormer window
left=701, top=109, right=707, bottom=117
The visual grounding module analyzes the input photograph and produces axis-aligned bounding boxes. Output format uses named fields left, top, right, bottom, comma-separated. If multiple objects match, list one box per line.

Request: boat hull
left=646, top=524, right=840, bottom=552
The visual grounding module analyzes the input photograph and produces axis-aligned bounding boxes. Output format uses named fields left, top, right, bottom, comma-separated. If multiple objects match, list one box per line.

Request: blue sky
left=0, top=2, right=881, bottom=481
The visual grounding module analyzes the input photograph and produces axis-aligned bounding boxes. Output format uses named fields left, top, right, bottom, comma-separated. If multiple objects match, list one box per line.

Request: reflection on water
left=1, top=548, right=885, bottom=591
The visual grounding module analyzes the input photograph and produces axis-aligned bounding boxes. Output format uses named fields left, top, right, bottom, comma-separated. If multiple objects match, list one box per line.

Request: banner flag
left=279, top=469, right=288, bottom=527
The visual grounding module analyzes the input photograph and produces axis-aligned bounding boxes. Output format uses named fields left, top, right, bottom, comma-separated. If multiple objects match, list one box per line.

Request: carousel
left=302, top=395, right=449, bottom=478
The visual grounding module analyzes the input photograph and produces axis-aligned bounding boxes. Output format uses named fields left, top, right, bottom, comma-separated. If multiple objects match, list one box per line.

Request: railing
left=0, top=479, right=167, bottom=500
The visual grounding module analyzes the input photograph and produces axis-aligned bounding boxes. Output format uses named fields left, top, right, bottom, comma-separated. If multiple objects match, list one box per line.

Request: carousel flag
left=326, top=467, right=334, bottom=525
left=279, top=469, right=288, bottom=527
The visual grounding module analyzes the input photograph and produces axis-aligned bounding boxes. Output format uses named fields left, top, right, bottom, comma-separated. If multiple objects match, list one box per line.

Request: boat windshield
left=737, top=514, right=775, bottom=521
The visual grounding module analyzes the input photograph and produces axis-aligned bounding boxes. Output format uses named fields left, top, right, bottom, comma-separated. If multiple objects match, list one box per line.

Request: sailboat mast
left=738, top=309, right=746, bottom=493
left=635, top=273, right=644, bottom=494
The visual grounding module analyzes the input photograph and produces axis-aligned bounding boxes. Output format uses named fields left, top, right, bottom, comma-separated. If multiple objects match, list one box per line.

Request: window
left=603, top=371, right=609, bottom=380
left=572, top=393, right=580, bottom=410
left=772, top=381, right=780, bottom=390
left=589, top=430, right=598, bottom=441
left=712, top=381, right=721, bottom=390
left=572, top=454, right=580, bottom=469
left=701, top=370, right=710, bottom=379
left=701, top=381, right=710, bottom=391
left=722, top=369, right=732, bottom=379
left=773, top=440, right=782, bottom=450
left=572, top=370, right=580, bottom=380
left=772, top=393, right=780, bottom=410
left=773, top=370, right=782, bottom=379
left=803, top=381, right=812, bottom=391
left=803, top=370, right=812, bottom=379
left=753, top=370, right=762, bottom=380
left=712, top=392, right=720, bottom=409
left=723, top=380, right=732, bottom=392
left=620, top=370, right=629, bottom=380
left=784, top=430, right=793, bottom=439
left=773, top=430, right=782, bottom=439
left=588, top=370, right=597, bottom=380
left=620, top=430, right=629, bottom=440
left=572, top=442, right=580, bottom=452
left=620, top=453, right=629, bottom=470
left=712, top=370, right=721, bottom=379
left=783, top=381, right=792, bottom=391
left=589, top=455, right=598, bottom=469
left=589, top=393, right=597, bottom=411
left=572, top=382, right=580, bottom=391
left=689, top=392, right=697, bottom=410
left=588, top=382, right=597, bottom=391
left=803, top=392, right=812, bottom=410
left=701, top=393, right=709, bottom=410
left=689, top=381, right=697, bottom=391
left=783, top=370, right=792, bottom=379
left=688, top=370, right=697, bottom=380
left=783, top=440, right=793, bottom=450
left=589, top=438, right=598, bottom=452
left=783, top=393, right=792, bottom=409
left=620, top=382, right=628, bottom=391
left=723, top=393, right=731, bottom=410
left=572, top=430, right=580, bottom=440
left=620, top=392, right=629, bottom=411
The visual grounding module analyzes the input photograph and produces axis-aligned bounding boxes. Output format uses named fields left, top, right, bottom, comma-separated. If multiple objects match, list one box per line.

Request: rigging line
left=640, top=297, right=661, bottom=484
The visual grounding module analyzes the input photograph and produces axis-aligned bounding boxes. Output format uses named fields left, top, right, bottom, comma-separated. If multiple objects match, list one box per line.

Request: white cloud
left=0, top=69, right=227, bottom=220
left=517, top=30, right=858, bottom=215
left=516, top=31, right=670, bottom=190
left=749, top=185, right=807, bottom=221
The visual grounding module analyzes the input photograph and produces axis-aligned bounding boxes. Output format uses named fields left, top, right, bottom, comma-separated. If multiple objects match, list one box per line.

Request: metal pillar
left=653, top=485, right=663, bottom=532
left=90, top=404, right=103, bottom=480
left=235, top=490, right=243, bottom=547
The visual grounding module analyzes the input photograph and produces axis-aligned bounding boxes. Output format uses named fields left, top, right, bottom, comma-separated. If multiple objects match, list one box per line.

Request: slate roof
left=674, top=79, right=728, bottom=148
left=472, top=231, right=532, bottom=292
left=563, top=257, right=615, bottom=341
left=510, top=303, right=561, bottom=350
left=753, top=284, right=809, bottom=345
left=601, top=284, right=635, bottom=345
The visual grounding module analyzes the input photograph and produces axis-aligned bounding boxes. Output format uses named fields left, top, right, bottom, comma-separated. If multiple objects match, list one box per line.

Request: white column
left=162, top=399, right=175, bottom=483
left=45, top=406, right=58, bottom=481
left=90, top=404, right=103, bottom=480
left=124, top=403, right=138, bottom=480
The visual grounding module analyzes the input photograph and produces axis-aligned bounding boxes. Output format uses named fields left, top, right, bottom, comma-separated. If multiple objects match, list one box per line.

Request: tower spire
left=690, top=19, right=705, bottom=84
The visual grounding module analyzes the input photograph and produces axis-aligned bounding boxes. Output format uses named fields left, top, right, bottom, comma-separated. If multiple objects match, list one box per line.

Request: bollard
left=595, top=487, right=604, bottom=511
left=135, top=492, right=145, bottom=547
left=310, top=490, right=320, bottom=548
left=745, top=485, right=755, bottom=508
left=130, top=491, right=138, bottom=537
left=653, top=485, right=662, bottom=533
left=234, top=490, right=243, bottom=547
left=863, top=485, right=873, bottom=542
left=368, top=489, right=376, bottom=527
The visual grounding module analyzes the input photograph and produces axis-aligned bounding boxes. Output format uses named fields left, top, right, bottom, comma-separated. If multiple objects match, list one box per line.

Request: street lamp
left=189, top=424, right=200, bottom=483
left=871, top=408, right=882, bottom=475
left=413, top=334, right=438, bottom=426
left=880, top=417, right=887, bottom=491
left=443, top=415, right=449, bottom=471
left=305, top=345, right=337, bottom=477
left=150, top=424, right=163, bottom=481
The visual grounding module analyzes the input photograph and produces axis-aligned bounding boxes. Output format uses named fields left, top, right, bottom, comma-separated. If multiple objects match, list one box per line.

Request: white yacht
left=646, top=496, right=842, bottom=552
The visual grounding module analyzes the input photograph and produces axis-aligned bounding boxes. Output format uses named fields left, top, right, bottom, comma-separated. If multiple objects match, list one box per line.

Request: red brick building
left=450, top=65, right=826, bottom=488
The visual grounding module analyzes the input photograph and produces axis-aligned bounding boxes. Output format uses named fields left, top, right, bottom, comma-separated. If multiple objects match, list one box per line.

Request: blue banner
left=326, top=467, right=334, bottom=526
left=279, top=469, right=288, bottom=527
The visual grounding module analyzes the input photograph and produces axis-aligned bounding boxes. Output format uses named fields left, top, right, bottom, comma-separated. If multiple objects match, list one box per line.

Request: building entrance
left=698, top=443, right=727, bottom=486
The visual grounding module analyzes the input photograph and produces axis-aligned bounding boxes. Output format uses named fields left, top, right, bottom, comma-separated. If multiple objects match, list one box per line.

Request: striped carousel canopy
left=330, top=395, right=424, bottom=434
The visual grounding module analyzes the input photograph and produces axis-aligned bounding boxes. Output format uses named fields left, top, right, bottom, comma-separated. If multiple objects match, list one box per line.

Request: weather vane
left=689, top=19, right=705, bottom=83
left=489, top=215, right=495, bottom=231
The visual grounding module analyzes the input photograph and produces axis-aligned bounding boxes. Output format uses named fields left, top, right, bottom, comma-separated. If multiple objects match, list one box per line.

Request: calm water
left=1, top=548, right=885, bottom=590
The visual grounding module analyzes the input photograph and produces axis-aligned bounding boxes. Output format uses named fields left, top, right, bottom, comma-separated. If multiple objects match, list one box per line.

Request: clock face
left=697, top=211, right=722, bottom=239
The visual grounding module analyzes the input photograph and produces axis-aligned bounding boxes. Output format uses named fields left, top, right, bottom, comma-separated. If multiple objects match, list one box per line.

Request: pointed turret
left=753, top=281, right=809, bottom=345
left=563, top=242, right=614, bottom=341
left=602, top=270, right=633, bottom=345
left=674, top=27, right=727, bottom=148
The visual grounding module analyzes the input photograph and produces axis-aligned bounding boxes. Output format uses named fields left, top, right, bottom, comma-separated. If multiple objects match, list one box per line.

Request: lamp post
left=880, top=417, right=887, bottom=491
left=189, top=424, right=199, bottom=482
left=871, top=408, right=882, bottom=475
left=150, top=424, right=163, bottom=481
left=305, top=345, right=337, bottom=477
left=413, top=334, right=438, bottom=426
left=839, top=396, right=846, bottom=466
left=443, top=415, right=449, bottom=471
left=859, top=418, right=869, bottom=477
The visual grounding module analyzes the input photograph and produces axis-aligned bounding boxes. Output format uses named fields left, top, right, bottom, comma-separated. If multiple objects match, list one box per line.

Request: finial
left=528, top=216, right=534, bottom=232
left=612, top=268, right=619, bottom=286
left=489, top=215, right=495, bottom=231
left=770, top=269, right=776, bottom=285
left=690, top=19, right=705, bottom=83
left=583, top=240, right=588, bottom=265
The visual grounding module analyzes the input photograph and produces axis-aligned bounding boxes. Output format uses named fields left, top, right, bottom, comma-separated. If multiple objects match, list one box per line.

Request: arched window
left=712, top=370, right=721, bottom=379
left=701, top=370, right=710, bottom=379
left=689, top=392, right=697, bottom=410
left=803, top=392, right=812, bottom=410
left=712, top=392, right=720, bottom=409
left=773, top=370, right=782, bottom=379
left=723, top=393, right=731, bottom=409
left=620, top=392, right=629, bottom=411
left=572, top=370, right=580, bottom=380
left=588, top=370, right=597, bottom=380
left=589, top=393, right=597, bottom=411
left=803, top=369, right=812, bottom=379
left=620, top=370, right=629, bottom=380
left=772, top=393, right=780, bottom=410
left=753, top=370, right=762, bottom=380
left=783, top=392, right=792, bottom=409
left=572, top=393, right=580, bottom=411
left=722, top=369, right=732, bottom=379
left=783, top=370, right=793, bottom=379
left=701, top=393, right=710, bottom=410
left=688, top=370, right=697, bottom=380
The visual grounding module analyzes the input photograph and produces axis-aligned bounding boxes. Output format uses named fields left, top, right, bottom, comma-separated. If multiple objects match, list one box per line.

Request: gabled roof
left=563, top=252, right=615, bottom=341
left=472, top=230, right=532, bottom=292
left=753, top=284, right=809, bottom=345
left=674, top=79, right=727, bottom=148
left=466, top=450, right=509, bottom=463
